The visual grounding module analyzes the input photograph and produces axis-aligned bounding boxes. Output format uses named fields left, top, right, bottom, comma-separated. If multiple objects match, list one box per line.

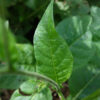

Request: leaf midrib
left=69, top=17, right=92, bottom=47
left=49, top=39, right=59, bottom=84
left=69, top=33, right=85, bottom=47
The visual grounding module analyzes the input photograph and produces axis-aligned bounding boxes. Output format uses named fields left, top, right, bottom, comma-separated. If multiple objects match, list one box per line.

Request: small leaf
left=19, top=80, right=37, bottom=95
left=34, top=0, right=73, bottom=85
left=10, top=90, right=31, bottom=100
left=10, top=80, right=52, bottom=100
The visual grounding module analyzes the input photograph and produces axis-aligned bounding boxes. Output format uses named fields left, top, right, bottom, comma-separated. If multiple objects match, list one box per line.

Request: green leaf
left=0, top=44, right=36, bottom=89
left=56, top=15, right=94, bottom=69
left=0, top=18, right=18, bottom=70
left=14, top=44, right=36, bottom=72
left=68, top=41, right=100, bottom=99
left=10, top=90, right=31, bottom=100
left=66, top=95, right=72, bottom=100
left=68, top=41, right=100, bottom=100
left=82, top=89, right=100, bottom=100
left=90, top=6, right=100, bottom=42
left=91, top=6, right=100, bottom=22
left=34, top=0, right=73, bottom=85
left=56, top=16, right=92, bottom=45
left=0, top=19, right=36, bottom=89
left=88, top=42, right=100, bottom=74
left=19, top=80, right=38, bottom=95
left=10, top=80, right=52, bottom=100
left=0, top=20, right=36, bottom=89
left=69, top=66, right=100, bottom=100
left=0, top=18, right=29, bottom=89
left=0, top=74, right=27, bottom=89
left=68, top=39, right=100, bottom=99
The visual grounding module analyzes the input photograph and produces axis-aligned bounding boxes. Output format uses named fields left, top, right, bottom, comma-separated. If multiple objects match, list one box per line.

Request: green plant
left=0, top=0, right=100, bottom=100
left=0, top=0, right=73, bottom=100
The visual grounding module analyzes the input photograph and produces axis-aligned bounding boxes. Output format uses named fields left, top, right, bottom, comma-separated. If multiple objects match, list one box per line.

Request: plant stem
left=0, top=70, right=59, bottom=90
left=58, top=90, right=65, bottom=100
left=0, top=70, right=65, bottom=100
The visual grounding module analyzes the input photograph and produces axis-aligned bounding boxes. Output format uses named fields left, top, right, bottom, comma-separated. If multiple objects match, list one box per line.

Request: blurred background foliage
left=0, top=0, right=100, bottom=100
left=0, top=0, right=99, bottom=44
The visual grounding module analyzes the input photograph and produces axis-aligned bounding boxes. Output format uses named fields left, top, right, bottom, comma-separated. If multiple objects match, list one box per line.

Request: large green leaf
left=68, top=40, right=100, bottom=100
left=56, top=15, right=100, bottom=99
left=61, top=4, right=100, bottom=100
left=68, top=41, right=100, bottom=100
left=10, top=80, right=52, bottom=100
left=34, top=0, right=73, bottom=85
left=56, top=15, right=94, bottom=68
